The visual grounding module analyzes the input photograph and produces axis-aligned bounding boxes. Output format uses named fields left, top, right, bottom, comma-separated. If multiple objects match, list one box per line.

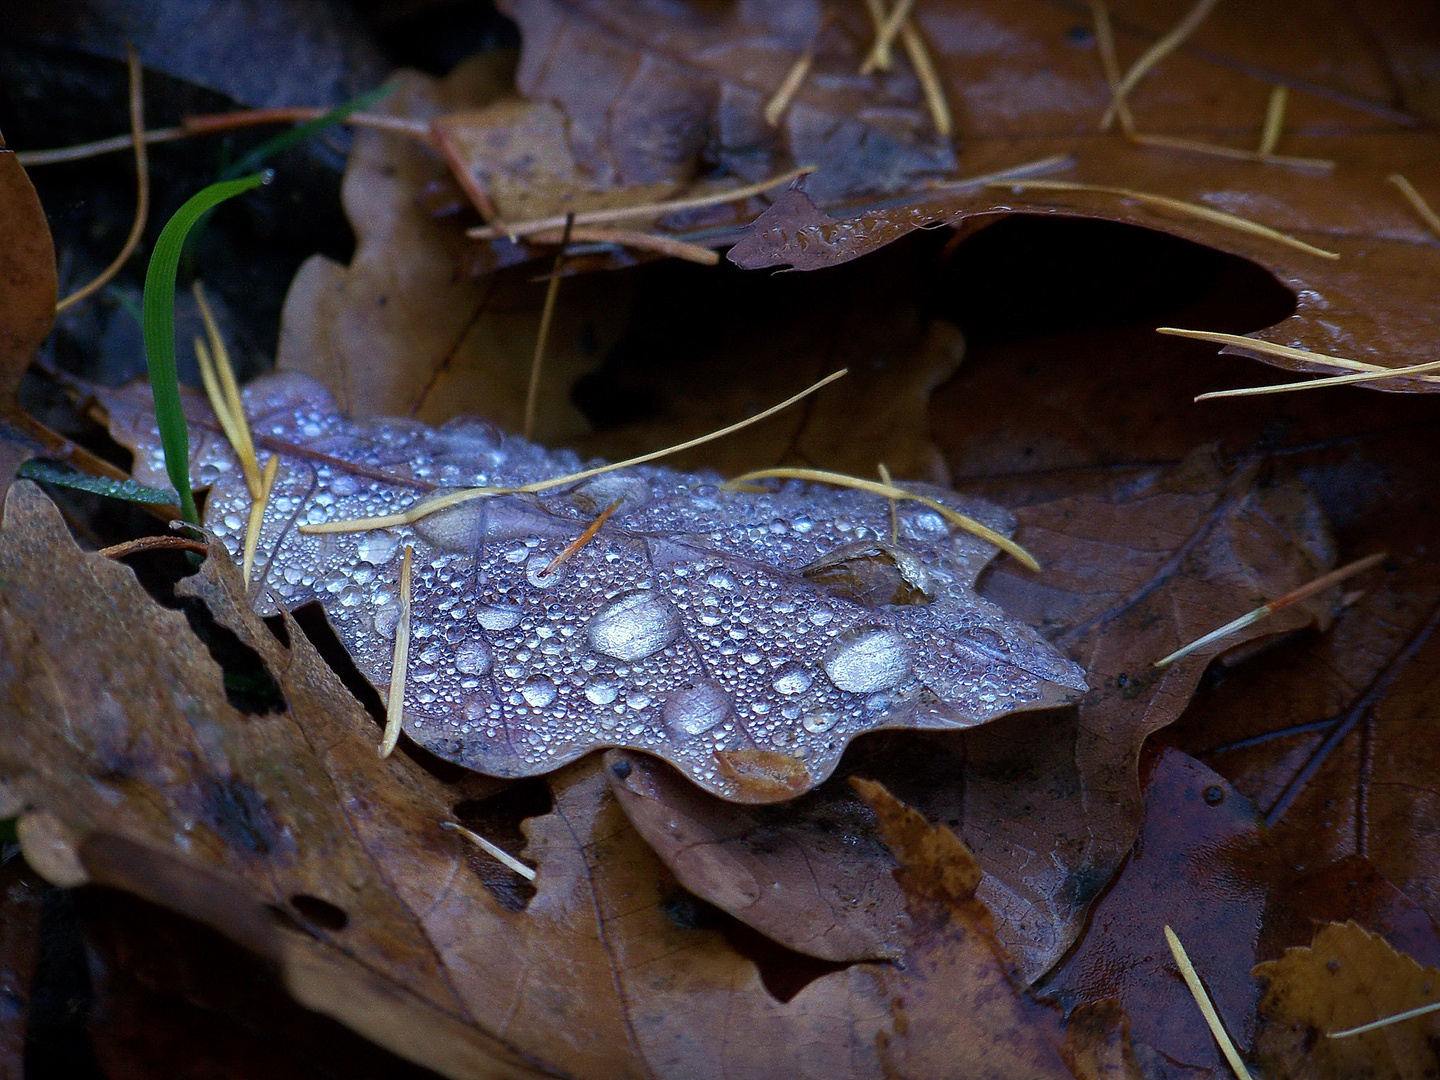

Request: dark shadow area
left=23, top=889, right=105, bottom=1080
left=451, top=780, right=552, bottom=911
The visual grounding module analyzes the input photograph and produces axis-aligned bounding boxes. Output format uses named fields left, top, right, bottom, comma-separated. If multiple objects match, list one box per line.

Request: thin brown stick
left=1389, top=173, right=1440, bottom=241
left=1258, top=85, right=1287, bottom=155
left=526, top=225, right=719, bottom=265
left=1101, top=0, right=1222, bottom=131
left=466, top=166, right=814, bottom=240
left=98, top=535, right=209, bottom=559
left=862, top=0, right=921, bottom=74
left=876, top=463, right=899, bottom=544
left=524, top=214, right=573, bottom=442
left=540, top=500, right=623, bottom=578
left=55, top=47, right=149, bottom=314
left=987, top=178, right=1340, bottom=259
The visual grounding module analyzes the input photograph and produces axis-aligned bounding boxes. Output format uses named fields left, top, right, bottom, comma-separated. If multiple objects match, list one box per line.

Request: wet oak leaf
left=1252, top=921, right=1440, bottom=1080
left=101, top=370, right=1087, bottom=803
left=727, top=0, right=1440, bottom=381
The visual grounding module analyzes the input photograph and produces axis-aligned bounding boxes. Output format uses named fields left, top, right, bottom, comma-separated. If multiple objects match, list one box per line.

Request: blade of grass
left=221, top=84, right=395, bottom=180
left=16, top=460, right=177, bottom=505
left=143, top=171, right=272, bottom=524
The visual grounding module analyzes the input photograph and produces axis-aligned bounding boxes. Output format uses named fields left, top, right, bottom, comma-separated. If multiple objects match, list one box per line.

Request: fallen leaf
left=100, top=370, right=1085, bottom=803
left=1252, top=921, right=1440, bottom=1080
left=0, top=862, right=43, bottom=1079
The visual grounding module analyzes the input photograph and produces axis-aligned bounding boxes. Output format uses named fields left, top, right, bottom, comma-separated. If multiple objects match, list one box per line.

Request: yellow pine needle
left=242, top=454, right=280, bottom=588
left=440, top=821, right=536, bottom=881
left=1089, top=0, right=1135, bottom=135
left=540, top=500, right=623, bottom=578
left=56, top=47, right=150, bottom=313
left=379, top=545, right=414, bottom=759
left=1154, top=552, right=1386, bottom=667
left=1164, top=926, right=1256, bottom=1080
left=1156, top=327, right=1440, bottom=386
left=900, top=20, right=952, bottom=138
left=1389, top=173, right=1440, bottom=241
left=1258, top=85, right=1287, bottom=156
left=877, top=462, right=899, bottom=544
left=1330, top=999, right=1440, bottom=1039
left=525, top=226, right=718, bottom=265
left=194, top=282, right=254, bottom=469
left=1127, top=132, right=1334, bottom=172
left=765, top=43, right=817, bottom=127
left=1196, top=357, right=1440, bottom=400
left=466, top=166, right=816, bottom=240
left=987, top=179, right=1340, bottom=260
left=194, top=336, right=259, bottom=496
left=299, top=369, right=848, bottom=535
left=861, top=0, right=920, bottom=74
left=723, top=466, right=1041, bottom=571
left=926, top=154, right=1075, bottom=192
left=1101, top=0, right=1222, bottom=132
left=524, top=216, right=570, bottom=442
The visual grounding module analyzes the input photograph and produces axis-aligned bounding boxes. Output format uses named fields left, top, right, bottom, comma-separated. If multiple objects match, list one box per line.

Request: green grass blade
left=143, top=171, right=271, bottom=524
left=221, top=83, right=395, bottom=180
left=17, top=460, right=177, bottom=504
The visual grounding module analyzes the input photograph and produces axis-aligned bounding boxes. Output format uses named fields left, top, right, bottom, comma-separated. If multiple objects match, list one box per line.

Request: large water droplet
left=584, top=680, right=618, bottom=705
left=771, top=663, right=813, bottom=696
left=822, top=627, right=911, bottom=693
left=520, top=674, right=557, bottom=708
left=455, top=639, right=492, bottom=676
left=357, top=531, right=399, bottom=565
left=476, top=603, right=522, bottom=631
left=801, top=710, right=838, bottom=733
left=662, top=679, right=731, bottom=735
left=586, top=590, right=681, bottom=662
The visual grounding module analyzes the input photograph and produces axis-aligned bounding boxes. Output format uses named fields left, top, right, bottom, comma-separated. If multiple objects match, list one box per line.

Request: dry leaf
left=100, top=370, right=1085, bottom=803
left=1252, top=921, right=1440, bottom=1080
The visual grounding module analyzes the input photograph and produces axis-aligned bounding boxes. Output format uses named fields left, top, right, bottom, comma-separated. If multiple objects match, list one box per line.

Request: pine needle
left=299, top=369, right=848, bottom=535
left=1101, top=0, right=1222, bottom=131
left=242, top=454, right=280, bottom=588
left=1127, top=132, right=1334, bottom=172
left=1154, top=552, right=1386, bottom=667
left=1089, top=0, right=1135, bottom=135
left=194, top=282, right=262, bottom=495
left=1389, top=173, right=1440, bottom=241
left=1258, top=85, right=1287, bottom=156
left=723, top=466, right=1041, bottom=571
left=861, top=0, right=920, bottom=74
left=1156, top=327, right=1440, bottom=386
left=877, top=462, right=899, bottom=544
left=986, top=179, right=1340, bottom=259
left=901, top=20, right=953, bottom=138
left=1329, top=999, right=1440, bottom=1038
left=1196, top=357, right=1440, bottom=400
left=465, top=166, right=815, bottom=240
left=379, top=545, right=414, bottom=759
left=525, top=226, right=719, bottom=264
left=524, top=214, right=573, bottom=441
left=540, top=499, right=623, bottom=578
left=765, top=39, right=819, bottom=127
left=925, top=154, right=1075, bottom=191
left=440, top=821, right=536, bottom=881
left=1164, top=926, right=1256, bottom=1080
left=55, top=47, right=149, bottom=314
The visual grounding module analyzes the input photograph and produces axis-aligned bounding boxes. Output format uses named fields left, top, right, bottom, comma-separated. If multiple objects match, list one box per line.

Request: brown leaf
left=0, top=862, right=43, bottom=1079
left=727, top=0, right=1440, bottom=381
left=100, top=371, right=1085, bottom=803
left=1252, top=921, right=1440, bottom=1080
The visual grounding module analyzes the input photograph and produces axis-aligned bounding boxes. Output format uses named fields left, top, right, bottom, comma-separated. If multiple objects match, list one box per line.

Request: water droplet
left=586, top=590, right=681, bottom=662
left=771, top=663, right=813, bottom=696
left=808, top=604, right=834, bottom=626
left=477, top=603, right=522, bottom=631
left=357, top=531, right=399, bottom=564
left=706, top=569, right=736, bottom=590
left=373, top=602, right=401, bottom=640
left=822, top=627, right=911, bottom=693
left=520, top=674, right=557, bottom=708
left=585, top=680, right=618, bottom=705
left=455, top=639, right=492, bottom=676
left=662, top=679, right=731, bottom=735
left=801, top=711, right=838, bottom=733
left=330, top=473, right=358, bottom=496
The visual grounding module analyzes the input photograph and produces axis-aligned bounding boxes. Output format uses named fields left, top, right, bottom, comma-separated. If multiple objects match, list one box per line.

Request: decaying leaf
left=1252, top=921, right=1440, bottom=1080
left=101, top=370, right=1085, bottom=803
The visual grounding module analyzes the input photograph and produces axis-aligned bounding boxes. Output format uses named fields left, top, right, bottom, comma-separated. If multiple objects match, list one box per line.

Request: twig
left=724, top=466, right=1040, bottom=570
left=428, top=119, right=507, bottom=230
left=1157, top=327, right=1440, bottom=386
left=1258, top=85, right=1287, bottom=156
left=1101, top=0, right=1223, bottom=131
left=98, top=535, right=209, bottom=559
left=987, top=179, right=1339, bottom=259
left=1329, top=1000, right=1440, bottom=1039
left=55, top=47, right=149, bottom=313
left=440, top=821, right=536, bottom=881
left=861, top=0, right=920, bottom=74
left=526, top=225, right=718, bottom=265
left=1389, top=173, right=1440, bottom=241
left=1164, top=926, right=1254, bottom=1080
left=1154, top=552, right=1386, bottom=667
left=299, top=369, right=849, bottom=535
left=524, top=214, right=573, bottom=441
left=379, top=545, right=414, bottom=759
left=1196, top=356, right=1440, bottom=400
left=466, top=166, right=815, bottom=240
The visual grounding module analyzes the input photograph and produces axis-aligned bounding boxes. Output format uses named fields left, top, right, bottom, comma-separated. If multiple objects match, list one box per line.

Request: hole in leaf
left=291, top=601, right=384, bottom=724
left=263, top=613, right=291, bottom=649
left=174, top=597, right=288, bottom=714
left=451, top=779, right=553, bottom=911
left=660, top=889, right=851, bottom=1003
left=288, top=894, right=349, bottom=932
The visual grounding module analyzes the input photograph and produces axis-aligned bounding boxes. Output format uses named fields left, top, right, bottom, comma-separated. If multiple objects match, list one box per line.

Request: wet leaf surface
left=101, top=370, right=1085, bottom=803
